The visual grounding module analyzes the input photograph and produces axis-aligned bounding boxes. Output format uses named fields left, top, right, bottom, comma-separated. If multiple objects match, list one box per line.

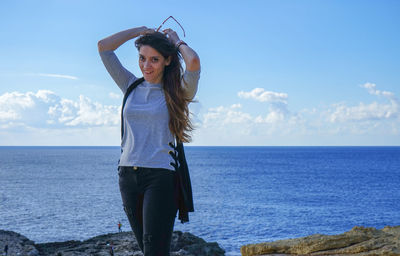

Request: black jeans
left=118, top=166, right=178, bottom=256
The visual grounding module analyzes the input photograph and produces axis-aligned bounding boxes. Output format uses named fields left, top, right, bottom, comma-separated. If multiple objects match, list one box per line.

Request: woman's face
left=139, top=45, right=171, bottom=84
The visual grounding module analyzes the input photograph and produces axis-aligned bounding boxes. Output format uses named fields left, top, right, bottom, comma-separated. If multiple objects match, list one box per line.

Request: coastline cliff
left=0, top=230, right=225, bottom=256
left=241, top=226, right=400, bottom=256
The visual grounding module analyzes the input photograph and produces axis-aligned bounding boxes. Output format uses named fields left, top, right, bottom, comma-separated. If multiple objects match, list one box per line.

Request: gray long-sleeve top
left=100, top=50, right=200, bottom=170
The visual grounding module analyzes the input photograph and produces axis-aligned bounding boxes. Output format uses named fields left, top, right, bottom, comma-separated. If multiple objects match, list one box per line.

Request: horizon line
left=1, top=145, right=399, bottom=147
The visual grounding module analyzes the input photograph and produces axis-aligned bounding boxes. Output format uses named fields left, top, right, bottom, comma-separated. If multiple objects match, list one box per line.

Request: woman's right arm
left=98, top=26, right=154, bottom=52
left=98, top=26, right=154, bottom=92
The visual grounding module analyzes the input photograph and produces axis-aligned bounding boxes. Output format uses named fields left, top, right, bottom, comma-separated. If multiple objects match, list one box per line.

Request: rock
left=240, top=226, right=400, bottom=256
left=170, top=231, right=225, bottom=256
left=0, top=230, right=39, bottom=256
left=0, top=230, right=225, bottom=256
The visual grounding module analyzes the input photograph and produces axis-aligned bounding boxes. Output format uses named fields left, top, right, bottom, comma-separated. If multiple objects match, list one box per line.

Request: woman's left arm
left=177, top=44, right=201, bottom=71
left=163, top=29, right=200, bottom=71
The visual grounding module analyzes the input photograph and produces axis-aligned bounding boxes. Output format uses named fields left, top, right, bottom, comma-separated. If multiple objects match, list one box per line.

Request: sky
left=0, top=0, right=399, bottom=146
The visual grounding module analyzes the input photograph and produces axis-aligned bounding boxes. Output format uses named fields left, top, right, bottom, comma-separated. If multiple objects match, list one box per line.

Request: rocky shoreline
left=0, top=230, right=225, bottom=256
left=3, top=226, right=400, bottom=256
left=241, top=226, right=400, bottom=256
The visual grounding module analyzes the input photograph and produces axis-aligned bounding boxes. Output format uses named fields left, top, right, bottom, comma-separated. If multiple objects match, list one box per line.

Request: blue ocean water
left=1, top=146, right=400, bottom=256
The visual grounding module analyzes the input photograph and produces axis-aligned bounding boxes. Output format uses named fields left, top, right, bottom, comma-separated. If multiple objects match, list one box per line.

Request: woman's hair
left=135, top=32, right=193, bottom=143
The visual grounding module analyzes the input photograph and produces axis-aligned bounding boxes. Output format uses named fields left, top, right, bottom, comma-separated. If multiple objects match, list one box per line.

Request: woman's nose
left=144, top=61, right=151, bottom=68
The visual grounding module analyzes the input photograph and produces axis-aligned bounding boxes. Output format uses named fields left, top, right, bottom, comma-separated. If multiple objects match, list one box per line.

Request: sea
left=1, top=146, right=400, bottom=255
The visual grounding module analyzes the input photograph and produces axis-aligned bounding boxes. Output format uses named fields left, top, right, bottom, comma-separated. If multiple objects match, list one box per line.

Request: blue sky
left=1, top=0, right=399, bottom=146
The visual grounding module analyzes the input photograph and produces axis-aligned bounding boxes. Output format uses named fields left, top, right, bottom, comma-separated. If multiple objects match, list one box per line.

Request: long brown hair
left=135, top=32, right=193, bottom=142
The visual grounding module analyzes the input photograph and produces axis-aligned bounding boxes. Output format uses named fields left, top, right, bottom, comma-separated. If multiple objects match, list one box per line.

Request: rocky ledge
left=0, top=230, right=225, bottom=256
left=241, top=226, right=400, bottom=256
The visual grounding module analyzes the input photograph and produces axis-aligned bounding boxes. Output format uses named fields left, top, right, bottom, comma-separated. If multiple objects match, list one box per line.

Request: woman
left=98, top=26, right=200, bottom=256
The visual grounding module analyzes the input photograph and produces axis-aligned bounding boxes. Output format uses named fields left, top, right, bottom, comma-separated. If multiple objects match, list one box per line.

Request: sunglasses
left=156, top=16, right=186, bottom=37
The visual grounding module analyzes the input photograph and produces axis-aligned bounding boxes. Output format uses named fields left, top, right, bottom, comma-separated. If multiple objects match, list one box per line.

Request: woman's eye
left=139, top=56, right=145, bottom=61
left=152, top=58, right=159, bottom=62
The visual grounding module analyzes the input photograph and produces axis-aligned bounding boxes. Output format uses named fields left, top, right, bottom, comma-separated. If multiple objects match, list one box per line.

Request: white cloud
left=201, top=87, right=294, bottom=133
left=361, top=82, right=396, bottom=99
left=231, top=103, right=242, bottom=109
left=254, top=110, right=286, bottom=123
left=0, top=90, right=120, bottom=129
left=25, top=73, right=79, bottom=80
left=2, top=83, right=399, bottom=146
left=329, top=83, right=399, bottom=123
left=109, top=92, right=121, bottom=99
left=0, top=90, right=60, bottom=126
left=329, top=102, right=397, bottom=122
left=238, top=88, right=288, bottom=104
left=48, top=95, right=120, bottom=126
left=193, top=83, right=400, bottom=146
left=201, top=101, right=297, bottom=139
left=203, top=105, right=253, bottom=127
left=195, top=102, right=307, bottom=145
left=238, top=87, right=290, bottom=118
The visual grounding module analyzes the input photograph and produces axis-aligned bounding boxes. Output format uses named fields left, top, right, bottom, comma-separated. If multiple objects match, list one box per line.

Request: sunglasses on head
left=156, top=16, right=186, bottom=37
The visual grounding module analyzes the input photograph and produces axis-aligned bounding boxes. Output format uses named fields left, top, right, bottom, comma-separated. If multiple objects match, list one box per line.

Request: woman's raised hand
left=98, top=26, right=155, bottom=52
left=140, top=26, right=156, bottom=36
left=162, top=28, right=180, bottom=45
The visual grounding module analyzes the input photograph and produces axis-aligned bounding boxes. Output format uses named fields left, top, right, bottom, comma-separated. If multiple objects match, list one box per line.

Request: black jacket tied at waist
left=169, top=141, right=194, bottom=223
